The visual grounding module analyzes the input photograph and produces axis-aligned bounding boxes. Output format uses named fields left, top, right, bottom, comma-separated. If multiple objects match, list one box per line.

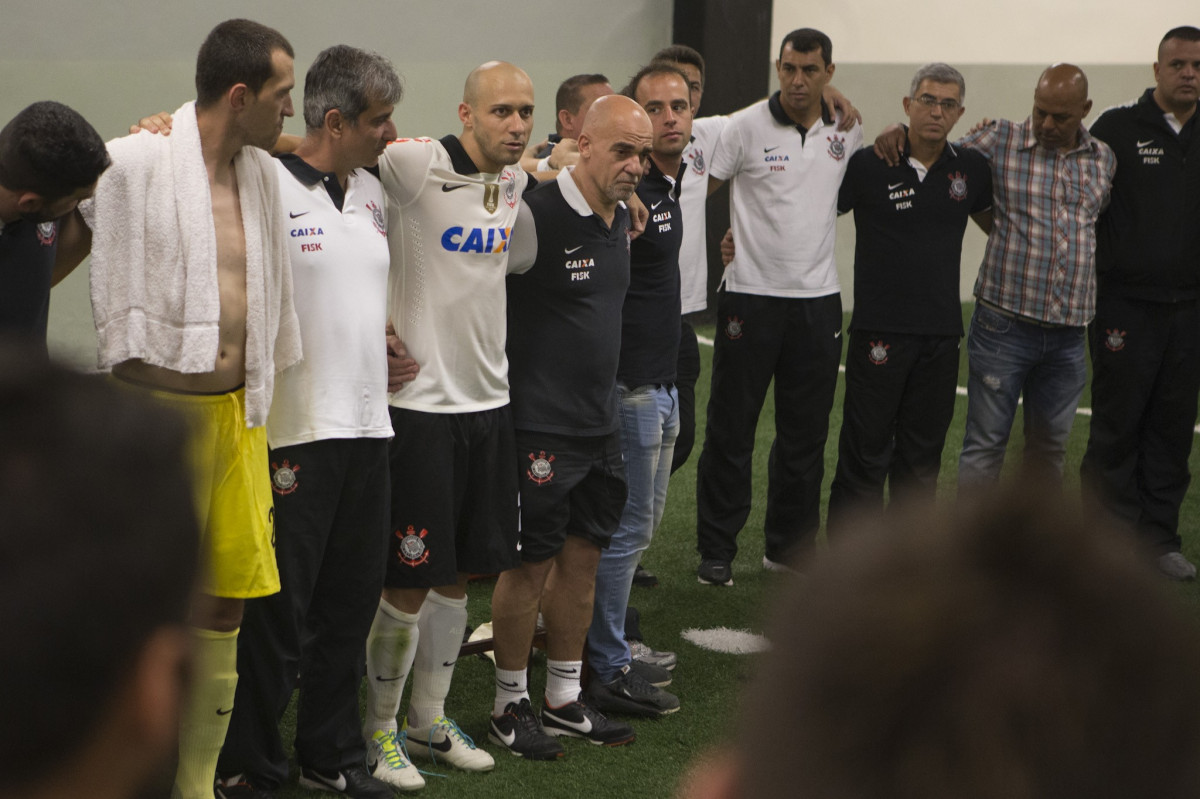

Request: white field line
left=694, top=333, right=1200, bottom=434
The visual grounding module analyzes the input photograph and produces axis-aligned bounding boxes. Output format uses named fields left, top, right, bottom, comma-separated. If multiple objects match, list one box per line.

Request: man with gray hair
left=874, top=65, right=1115, bottom=494
left=826, top=63, right=992, bottom=530
left=213, top=44, right=405, bottom=799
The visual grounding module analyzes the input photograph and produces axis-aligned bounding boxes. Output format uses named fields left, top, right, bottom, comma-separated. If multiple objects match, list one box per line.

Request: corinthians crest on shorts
left=725, top=315, right=745, bottom=340
left=271, top=459, right=300, bottom=495
left=396, top=524, right=430, bottom=567
left=1104, top=328, right=1127, bottom=352
left=868, top=340, right=890, bottom=365
left=527, top=450, right=555, bottom=485
left=948, top=171, right=969, bottom=201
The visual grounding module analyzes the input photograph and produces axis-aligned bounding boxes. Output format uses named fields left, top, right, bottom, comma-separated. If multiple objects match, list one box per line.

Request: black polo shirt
left=618, top=158, right=683, bottom=386
left=838, top=141, right=992, bottom=336
left=1092, top=88, right=1200, bottom=301
left=0, top=216, right=59, bottom=349
left=506, top=171, right=631, bottom=436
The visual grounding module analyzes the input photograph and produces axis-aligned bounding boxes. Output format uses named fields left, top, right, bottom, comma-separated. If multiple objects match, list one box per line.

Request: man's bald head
left=1038, top=63, right=1089, bottom=103
left=463, top=61, right=532, bottom=107
left=574, top=94, right=652, bottom=209
left=457, top=60, right=535, bottom=173
left=1031, top=63, right=1092, bottom=151
left=580, top=94, right=651, bottom=141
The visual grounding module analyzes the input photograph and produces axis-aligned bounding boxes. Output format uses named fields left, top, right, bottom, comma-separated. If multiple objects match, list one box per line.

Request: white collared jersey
left=267, top=160, right=392, bottom=448
left=709, top=98, right=862, bottom=298
left=378, top=136, right=532, bottom=413
left=678, top=115, right=729, bottom=314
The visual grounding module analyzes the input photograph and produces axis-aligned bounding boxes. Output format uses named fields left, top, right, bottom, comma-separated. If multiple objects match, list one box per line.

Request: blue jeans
left=588, top=383, right=679, bottom=682
left=958, top=304, right=1087, bottom=487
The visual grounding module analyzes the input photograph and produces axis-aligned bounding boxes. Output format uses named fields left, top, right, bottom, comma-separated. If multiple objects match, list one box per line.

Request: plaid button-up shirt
left=960, top=118, right=1116, bottom=326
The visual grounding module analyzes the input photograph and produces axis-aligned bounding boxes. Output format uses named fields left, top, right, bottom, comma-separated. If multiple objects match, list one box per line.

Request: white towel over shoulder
left=82, top=101, right=301, bottom=427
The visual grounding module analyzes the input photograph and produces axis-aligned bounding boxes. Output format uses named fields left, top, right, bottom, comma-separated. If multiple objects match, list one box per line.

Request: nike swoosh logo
left=651, top=200, right=664, bottom=209
left=1136, top=139, right=1154, bottom=147
left=550, top=667, right=579, bottom=675
left=494, top=727, right=517, bottom=746
left=289, top=211, right=309, bottom=219
left=442, top=660, right=457, bottom=668
left=549, top=710, right=593, bottom=734
left=834, top=331, right=842, bottom=339
left=498, top=679, right=519, bottom=689
left=375, top=675, right=404, bottom=682
left=309, top=772, right=347, bottom=791
left=430, top=736, right=453, bottom=753
left=764, top=146, right=780, bottom=153
left=887, top=182, right=904, bottom=190
left=442, top=183, right=470, bottom=192
left=216, top=707, right=233, bottom=716
left=564, top=245, right=583, bottom=254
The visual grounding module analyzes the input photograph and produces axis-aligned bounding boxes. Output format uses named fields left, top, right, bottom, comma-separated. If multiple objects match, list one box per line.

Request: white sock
left=544, top=659, right=583, bottom=709
left=364, top=599, right=420, bottom=734
left=407, top=590, right=467, bottom=730
left=493, top=667, right=529, bottom=718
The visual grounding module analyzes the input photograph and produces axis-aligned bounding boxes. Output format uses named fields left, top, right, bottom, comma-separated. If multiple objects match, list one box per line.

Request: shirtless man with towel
left=68, top=19, right=301, bottom=799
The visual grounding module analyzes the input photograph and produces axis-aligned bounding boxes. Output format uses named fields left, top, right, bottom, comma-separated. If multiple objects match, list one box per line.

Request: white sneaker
left=365, top=729, right=425, bottom=791
left=628, top=639, right=677, bottom=670
left=405, top=716, right=495, bottom=772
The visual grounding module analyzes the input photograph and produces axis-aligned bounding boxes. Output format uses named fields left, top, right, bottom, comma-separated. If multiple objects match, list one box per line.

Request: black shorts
left=385, top=405, right=520, bottom=588
left=515, top=429, right=628, bottom=563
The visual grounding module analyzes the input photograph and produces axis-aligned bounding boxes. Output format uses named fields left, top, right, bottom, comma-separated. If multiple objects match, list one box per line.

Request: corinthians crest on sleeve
left=527, top=451, right=555, bottom=485
left=397, top=525, right=430, bottom=567
left=271, top=459, right=300, bottom=495
left=36, top=221, right=57, bottom=246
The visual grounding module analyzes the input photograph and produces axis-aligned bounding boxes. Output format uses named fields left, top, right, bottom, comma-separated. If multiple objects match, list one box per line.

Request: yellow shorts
left=124, top=383, right=280, bottom=598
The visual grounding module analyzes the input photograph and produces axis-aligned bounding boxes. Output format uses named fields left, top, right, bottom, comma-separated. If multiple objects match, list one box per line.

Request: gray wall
left=0, top=0, right=672, bottom=366
left=1, top=1, right=1164, bottom=362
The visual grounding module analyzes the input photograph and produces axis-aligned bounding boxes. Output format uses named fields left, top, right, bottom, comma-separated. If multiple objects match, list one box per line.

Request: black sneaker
left=586, top=664, right=680, bottom=717
left=541, top=695, right=636, bottom=746
left=632, top=563, right=659, bottom=587
left=628, top=658, right=672, bottom=687
left=215, top=775, right=276, bottom=799
left=298, top=764, right=396, bottom=799
left=488, top=698, right=565, bottom=761
left=697, top=559, right=733, bottom=586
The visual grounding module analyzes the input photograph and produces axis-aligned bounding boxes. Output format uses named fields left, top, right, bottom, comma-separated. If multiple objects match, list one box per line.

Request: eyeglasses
left=913, top=94, right=961, bottom=112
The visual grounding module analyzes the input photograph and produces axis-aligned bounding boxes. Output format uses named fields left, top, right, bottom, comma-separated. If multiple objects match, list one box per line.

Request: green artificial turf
left=267, top=303, right=1200, bottom=797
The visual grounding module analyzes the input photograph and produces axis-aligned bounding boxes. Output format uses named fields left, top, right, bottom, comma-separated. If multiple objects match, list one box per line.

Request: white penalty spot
left=681, top=627, right=771, bottom=655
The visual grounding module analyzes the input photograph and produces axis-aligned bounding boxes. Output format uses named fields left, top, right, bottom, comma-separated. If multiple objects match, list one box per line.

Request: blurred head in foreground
left=0, top=349, right=199, bottom=799
left=680, top=483, right=1200, bottom=799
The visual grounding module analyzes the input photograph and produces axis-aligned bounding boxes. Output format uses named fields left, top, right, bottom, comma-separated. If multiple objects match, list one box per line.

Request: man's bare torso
left=113, top=161, right=248, bottom=392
